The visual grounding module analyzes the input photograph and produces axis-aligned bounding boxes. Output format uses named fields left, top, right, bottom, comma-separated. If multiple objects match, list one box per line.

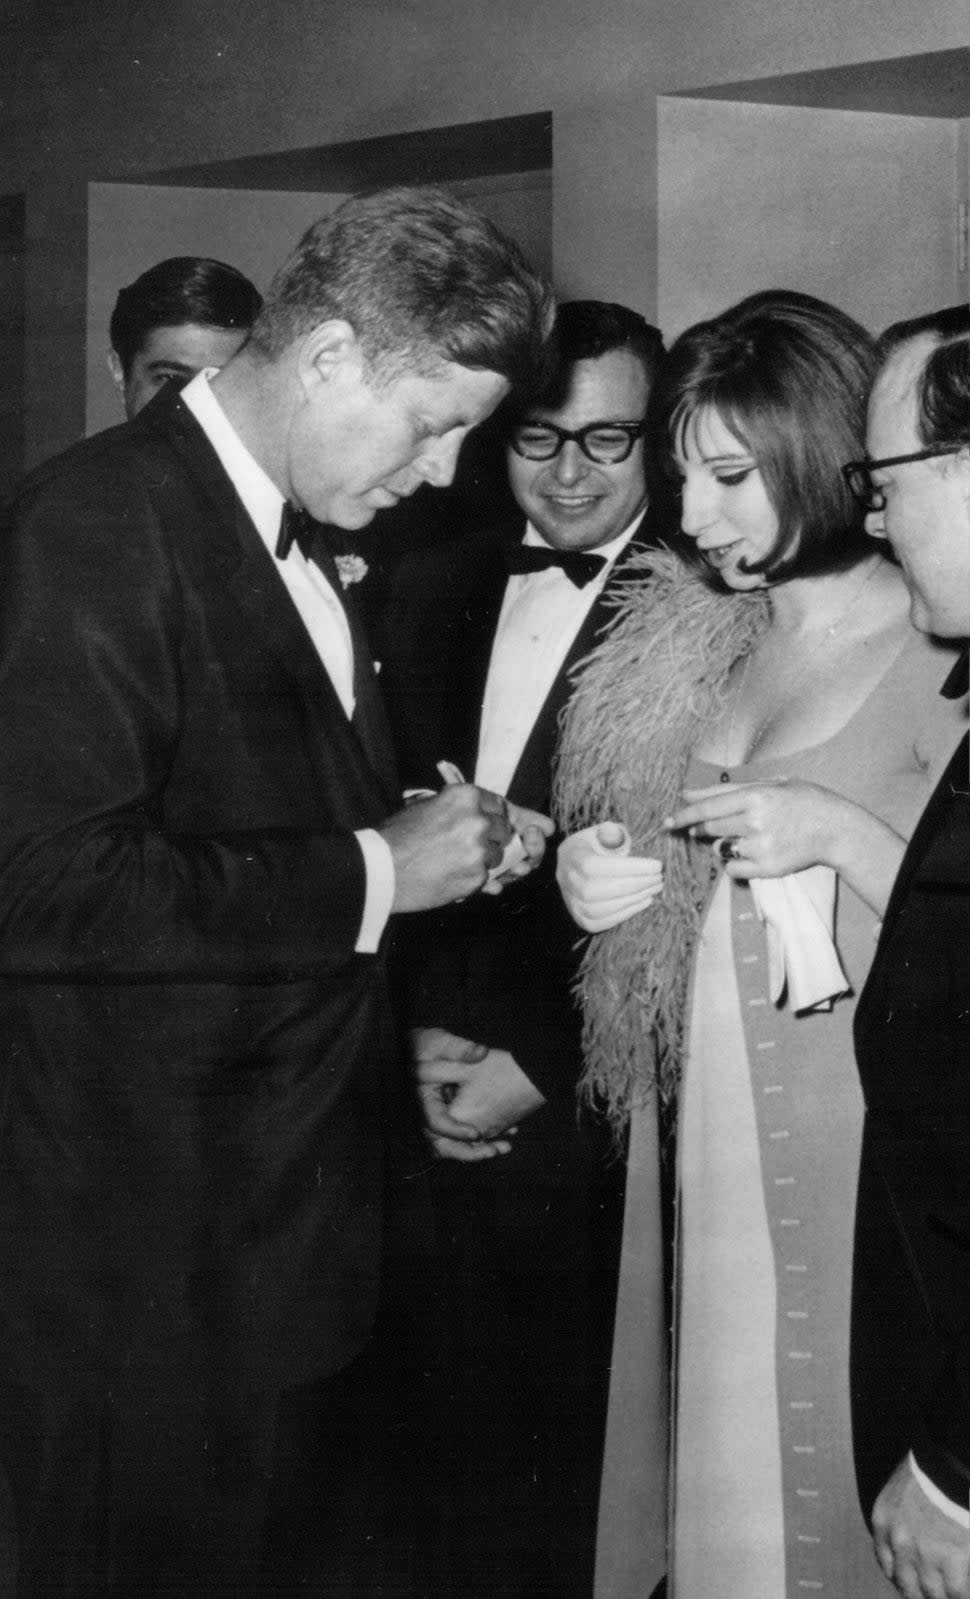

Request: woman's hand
left=665, top=780, right=842, bottom=877
left=556, top=823, right=664, bottom=932
left=665, top=780, right=905, bottom=912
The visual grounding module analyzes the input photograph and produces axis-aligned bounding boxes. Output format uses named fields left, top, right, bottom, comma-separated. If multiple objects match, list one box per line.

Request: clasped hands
left=872, top=1457, right=970, bottom=1599
left=411, top=1026, right=547, bottom=1162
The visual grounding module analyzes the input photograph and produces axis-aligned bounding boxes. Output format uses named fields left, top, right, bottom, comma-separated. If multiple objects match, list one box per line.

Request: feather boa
left=553, top=547, right=770, bottom=1123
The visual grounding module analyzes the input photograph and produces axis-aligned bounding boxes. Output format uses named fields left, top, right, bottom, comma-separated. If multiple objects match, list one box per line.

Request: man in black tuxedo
left=0, top=186, right=554, bottom=1597
left=382, top=301, right=667, bottom=1598
left=846, top=304, right=970, bottom=1599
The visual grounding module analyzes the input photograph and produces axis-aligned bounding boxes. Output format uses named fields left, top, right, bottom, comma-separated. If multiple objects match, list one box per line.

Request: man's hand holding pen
left=382, top=761, right=553, bottom=913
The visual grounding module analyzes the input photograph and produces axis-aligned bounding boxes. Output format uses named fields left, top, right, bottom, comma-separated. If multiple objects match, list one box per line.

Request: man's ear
left=106, top=349, right=125, bottom=394
left=296, top=320, right=361, bottom=395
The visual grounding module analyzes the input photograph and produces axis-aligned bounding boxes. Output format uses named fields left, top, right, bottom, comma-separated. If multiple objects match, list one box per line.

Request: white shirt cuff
left=908, top=1452, right=970, bottom=1527
left=353, top=829, right=395, bottom=953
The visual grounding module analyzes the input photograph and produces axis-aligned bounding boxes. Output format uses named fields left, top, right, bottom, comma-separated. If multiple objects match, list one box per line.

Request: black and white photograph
left=0, top=7, right=966, bottom=1596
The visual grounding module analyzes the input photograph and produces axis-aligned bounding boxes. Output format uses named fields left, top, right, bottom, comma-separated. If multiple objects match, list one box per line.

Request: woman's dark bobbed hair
left=647, top=289, right=879, bottom=586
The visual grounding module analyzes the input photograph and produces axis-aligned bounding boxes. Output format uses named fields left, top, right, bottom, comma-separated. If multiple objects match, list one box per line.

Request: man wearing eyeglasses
left=381, top=300, right=668, bottom=1598
left=845, top=304, right=970, bottom=1599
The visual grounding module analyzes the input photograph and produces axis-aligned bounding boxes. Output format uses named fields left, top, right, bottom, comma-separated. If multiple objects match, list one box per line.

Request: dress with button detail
left=671, top=627, right=963, bottom=1599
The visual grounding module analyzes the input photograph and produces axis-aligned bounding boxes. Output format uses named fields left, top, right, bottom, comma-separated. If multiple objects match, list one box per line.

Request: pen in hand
left=436, top=761, right=528, bottom=882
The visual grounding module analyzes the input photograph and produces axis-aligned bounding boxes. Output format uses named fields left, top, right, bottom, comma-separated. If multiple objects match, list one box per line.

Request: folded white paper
left=749, top=866, right=849, bottom=1013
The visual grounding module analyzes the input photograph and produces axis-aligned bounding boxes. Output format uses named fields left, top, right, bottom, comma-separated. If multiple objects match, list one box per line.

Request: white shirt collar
left=180, top=369, right=285, bottom=548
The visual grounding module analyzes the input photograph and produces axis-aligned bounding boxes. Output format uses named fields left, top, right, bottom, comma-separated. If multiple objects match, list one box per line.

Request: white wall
left=658, top=99, right=964, bottom=340
left=450, top=173, right=553, bottom=286
left=11, top=0, right=963, bottom=462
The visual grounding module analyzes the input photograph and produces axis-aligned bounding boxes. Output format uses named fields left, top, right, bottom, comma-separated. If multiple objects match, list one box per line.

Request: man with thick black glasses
left=845, top=303, right=970, bottom=1599
left=381, top=300, right=668, bottom=1598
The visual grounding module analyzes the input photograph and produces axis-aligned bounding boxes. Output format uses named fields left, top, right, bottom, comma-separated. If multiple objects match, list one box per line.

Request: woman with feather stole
left=555, top=291, right=966, bottom=1599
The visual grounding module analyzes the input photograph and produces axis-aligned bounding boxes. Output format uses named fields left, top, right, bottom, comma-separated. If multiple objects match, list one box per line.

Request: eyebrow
left=677, top=448, right=754, bottom=465
left=520, top=415, right=641, bottom=426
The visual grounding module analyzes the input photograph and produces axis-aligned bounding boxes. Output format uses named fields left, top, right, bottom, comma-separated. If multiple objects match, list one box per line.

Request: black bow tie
left=941, top=649, right=969, bottom=700
left=503, top=542, right=607, bottom=588
left=276, top=503, right=316, bottom=561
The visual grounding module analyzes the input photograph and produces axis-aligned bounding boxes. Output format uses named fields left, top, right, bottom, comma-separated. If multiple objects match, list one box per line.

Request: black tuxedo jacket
left=0, top=387, right=404, bottom=1396
left=851, top=711, right=970, bottom=1513
left=382, top=513, right=659, bottom=1103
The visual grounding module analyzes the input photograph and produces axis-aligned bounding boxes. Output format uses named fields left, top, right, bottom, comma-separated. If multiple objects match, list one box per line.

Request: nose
left=549, top=439, right=589, bottom=487
left=679, top=473, right=717, bottom=539
left=417, top=430, right=465, bottom=489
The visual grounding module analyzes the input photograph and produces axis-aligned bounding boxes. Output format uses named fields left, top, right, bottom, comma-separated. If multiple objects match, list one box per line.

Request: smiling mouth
left=700, top=540, right=741, bottom=562
left=545, top=495, right=602, bottom=511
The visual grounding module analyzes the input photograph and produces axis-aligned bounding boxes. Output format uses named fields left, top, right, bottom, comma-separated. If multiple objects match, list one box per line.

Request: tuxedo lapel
left=506, top=531, right=651, bottom=807
left=446, top=555, right=510, bottom=780
left=309, top=531, right=399, bottom=805
left=869, top=731, right=970, bottom=976
left=144, top=392, right=399, bottom=805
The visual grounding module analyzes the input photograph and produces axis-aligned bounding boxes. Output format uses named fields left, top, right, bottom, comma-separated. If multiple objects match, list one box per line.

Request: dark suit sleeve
left=905, top=1120, right=970, bottom=1508
left=853, top=744, right=970, bottom=1509
left=895, top=769, right=970, bottom=1503
left=902, top=839, right=970, bottom=1504
left=0, top=454, right=369, bottom=982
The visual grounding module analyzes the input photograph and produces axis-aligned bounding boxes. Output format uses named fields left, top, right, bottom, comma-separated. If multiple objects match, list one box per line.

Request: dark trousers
left=413, top=1106, right=626, bottom=1599
left=0, top=1356, right=384, bottom=1598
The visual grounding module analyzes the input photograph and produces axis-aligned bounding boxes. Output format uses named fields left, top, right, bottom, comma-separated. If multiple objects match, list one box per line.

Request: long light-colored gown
left=596, top=626, right=965, bottom=1599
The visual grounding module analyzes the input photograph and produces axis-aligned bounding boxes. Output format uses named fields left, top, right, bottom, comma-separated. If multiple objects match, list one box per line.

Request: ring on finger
left=715, top=836, right=742, bottom=863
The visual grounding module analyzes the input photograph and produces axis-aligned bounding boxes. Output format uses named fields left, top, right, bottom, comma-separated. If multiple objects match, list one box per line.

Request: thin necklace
left=719, top=557, right=881, bottom=781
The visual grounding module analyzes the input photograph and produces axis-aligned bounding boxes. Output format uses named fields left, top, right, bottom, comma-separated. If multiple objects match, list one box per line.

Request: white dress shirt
left=180, top=372, right=394, bottom=951
left=909, top=1452, right=970, bottom=1527
left=474, top=515, right=641, bottom=795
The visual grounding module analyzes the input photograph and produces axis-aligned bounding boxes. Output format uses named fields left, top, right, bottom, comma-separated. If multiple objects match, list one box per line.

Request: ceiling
left=670, top=48, right=970, bottom=120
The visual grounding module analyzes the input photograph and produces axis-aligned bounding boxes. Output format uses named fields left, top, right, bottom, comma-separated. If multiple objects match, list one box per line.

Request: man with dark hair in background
left=846, top=302, right=970, bottom=1599
left=0, top=186, right=553, bottom=1597
left=382, top=300, right=669, bottom=1598
left=108, top=253, right=264, bottom=417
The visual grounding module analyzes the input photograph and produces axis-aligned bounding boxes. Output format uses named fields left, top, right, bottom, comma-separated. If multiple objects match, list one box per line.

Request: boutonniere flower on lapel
left=334, top=553, right=369, bottom=588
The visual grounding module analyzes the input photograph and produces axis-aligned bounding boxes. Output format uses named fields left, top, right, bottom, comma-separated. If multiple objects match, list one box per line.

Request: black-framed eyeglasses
left=842, top=445, right=962, bottom=512
left=509, top=419, right=646, bottom=465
